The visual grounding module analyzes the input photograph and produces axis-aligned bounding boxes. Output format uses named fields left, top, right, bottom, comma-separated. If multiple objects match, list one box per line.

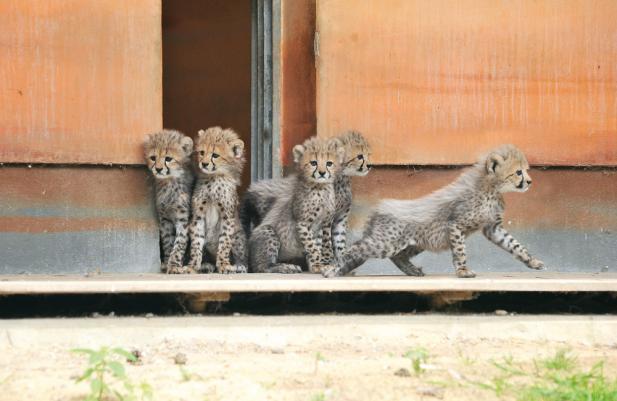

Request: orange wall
left=0, top=0, right=162, bottom=164
left=317, top=0, right=617, bottom=166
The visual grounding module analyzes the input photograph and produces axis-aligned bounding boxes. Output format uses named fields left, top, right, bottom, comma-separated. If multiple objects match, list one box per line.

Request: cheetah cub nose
left=202, top=162, right=209, bottom=168
left=526, top=179, right=532, bottom=185
left=155, top=167, right=163, bottom=173
left=319, top=171, right=326, bottom=177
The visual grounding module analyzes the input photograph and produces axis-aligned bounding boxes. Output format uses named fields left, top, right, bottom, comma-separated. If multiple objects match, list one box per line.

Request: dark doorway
left=162, top=0, right=252, bottom=190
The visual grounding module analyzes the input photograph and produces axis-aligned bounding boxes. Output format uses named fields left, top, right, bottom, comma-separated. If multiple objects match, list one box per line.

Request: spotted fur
left=182, top=127, right=247, bottom=274
left=325, top=144, right=545, bottom=278
left=240, top=131, right=372, bottom=260
left=248, top=137, right=345, bottom=273
left=144, top=129, right=194, bottom=272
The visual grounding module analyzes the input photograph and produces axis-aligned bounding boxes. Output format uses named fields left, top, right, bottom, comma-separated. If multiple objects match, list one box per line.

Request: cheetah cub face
left=145, top=130, right=193, bottom=179
left=195, top=127, right=245, bottom=178
left=340, top=131, right=372, bottom=177
left=486, top=144, right=533, bottom=193
left=292, top=137, right=345, bottom=184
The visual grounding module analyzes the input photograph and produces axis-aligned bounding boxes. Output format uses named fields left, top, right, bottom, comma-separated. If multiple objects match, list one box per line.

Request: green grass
left=471, top=350, right=617, bottom=401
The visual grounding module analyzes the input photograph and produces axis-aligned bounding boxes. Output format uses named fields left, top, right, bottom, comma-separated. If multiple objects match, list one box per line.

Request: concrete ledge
left=1, top=272, right=616, bottom=294
left=1, top=315, right=617, bottom=348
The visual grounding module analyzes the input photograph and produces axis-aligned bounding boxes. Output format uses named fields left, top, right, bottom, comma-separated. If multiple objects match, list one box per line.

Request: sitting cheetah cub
left=144, top=130, right=194, bottom=272
left=325, top=144, right=545, bottom=278
left=240, top=131, right=372, bottom=259
left=183, top=127, right=247, bottom=274
left=249, top=137, right=345, bottom=274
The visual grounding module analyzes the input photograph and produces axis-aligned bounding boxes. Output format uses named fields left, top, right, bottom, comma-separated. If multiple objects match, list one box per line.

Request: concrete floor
left=2, top=315, right=617, bottom=401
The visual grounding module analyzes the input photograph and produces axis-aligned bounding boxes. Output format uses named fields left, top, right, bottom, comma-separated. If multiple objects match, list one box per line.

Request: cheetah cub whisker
left=248, top=137, right=345, bottom=274
left=325, top=144, right=545, bottom=279
left=240, top=130, right=372, bottom=260
left=183, top=127, right=248, bottom=274
left=144, top=129, right=194, bottom=273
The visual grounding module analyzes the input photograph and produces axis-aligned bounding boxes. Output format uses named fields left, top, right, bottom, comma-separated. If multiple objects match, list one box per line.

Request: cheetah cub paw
left=322, top=265, right=341, bottom=278
left=456, top=267, right=476, bottom=278
left=218, top=264, right=248, bottom=274
left=309, top=263, right=336, bottom=275
left=168, top=265, right=198, bottom=274
left=199, top=262, right=216, bottom=273
left=527, top=258, right=546, bottom=270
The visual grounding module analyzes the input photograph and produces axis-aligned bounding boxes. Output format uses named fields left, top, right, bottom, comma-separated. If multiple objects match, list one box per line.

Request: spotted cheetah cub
left=240, top=131, right=372, bottom=260
left=144, top=129, right=194, bottom=272
left=249, top=137, right=345, bottom=273
left=184, top=127, right=247, bottom=274
left=325, top=144, right=545, bottom=278
left=330, top=131, right=372, bottom=257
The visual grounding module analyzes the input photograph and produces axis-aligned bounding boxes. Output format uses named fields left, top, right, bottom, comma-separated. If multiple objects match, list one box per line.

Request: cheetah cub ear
left=181, top=136, right=194, bottom=155
left=230, top=138, right=244, bottom=159
left=292, top=144, right=305, bottom=163
left=197, top=129, right=206, bottom=137
left=486, top=151, right=505, bottom=174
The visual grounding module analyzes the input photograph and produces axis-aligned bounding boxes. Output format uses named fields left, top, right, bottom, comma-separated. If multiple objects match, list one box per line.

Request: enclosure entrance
left=162, top=0, right=253, bottom=189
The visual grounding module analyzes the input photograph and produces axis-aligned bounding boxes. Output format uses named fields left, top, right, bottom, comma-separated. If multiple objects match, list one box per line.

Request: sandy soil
left=1, top=315, right=616, bottom=401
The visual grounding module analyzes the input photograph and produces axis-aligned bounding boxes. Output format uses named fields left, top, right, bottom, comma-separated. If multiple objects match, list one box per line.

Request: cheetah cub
left=184, top=127, right=247, bottom=274
left=144, top=129, right=194, bottom=272
left=249, top=137, right=345, bottom=274
left=325, top=144, right=545, bottom=278
left=330, top=131, right=372, bottom=257
left=240, top=131, right=372, bottom=259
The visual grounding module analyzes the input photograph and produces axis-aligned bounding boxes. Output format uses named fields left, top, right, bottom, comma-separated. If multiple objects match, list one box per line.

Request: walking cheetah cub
left=248, top=137, right=345, bottom=274
left=240, top=131, right=372, bottom=259
left=184, top=127, right=247, bottom=274
left=325, top=144, right=545, bottom=278
left=144, top=129, right=194, bottom=272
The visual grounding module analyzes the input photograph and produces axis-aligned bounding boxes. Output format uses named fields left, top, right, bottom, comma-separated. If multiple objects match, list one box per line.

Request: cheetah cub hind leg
left=390, top=246, right=425, bottom=277
left=249, top=225, right=303, bottom=274
left=270, top=263, right=303, bottom=274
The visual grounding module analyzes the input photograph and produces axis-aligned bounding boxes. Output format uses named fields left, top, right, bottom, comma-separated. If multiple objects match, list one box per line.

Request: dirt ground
left=1, top=315, right=616, bottom=401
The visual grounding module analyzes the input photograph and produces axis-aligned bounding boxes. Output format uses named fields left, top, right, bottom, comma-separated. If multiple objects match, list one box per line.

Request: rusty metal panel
left=0, top=0, right=162, bottom=164
left=316, top=0, right=617, bottom=165
left=348, top=168, right=617, bottom=274
left=0, top=166, right=159, bottom=273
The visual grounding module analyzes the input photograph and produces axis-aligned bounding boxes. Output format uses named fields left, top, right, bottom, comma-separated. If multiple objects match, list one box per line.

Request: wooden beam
left=0, top=272, right=616, bottom=295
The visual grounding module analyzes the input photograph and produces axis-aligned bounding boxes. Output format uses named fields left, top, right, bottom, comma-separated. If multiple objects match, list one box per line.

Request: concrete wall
left=0, top=166, right=159, bottom=274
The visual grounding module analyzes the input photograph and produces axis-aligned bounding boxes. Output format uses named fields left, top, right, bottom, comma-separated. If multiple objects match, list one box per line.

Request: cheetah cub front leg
left=296, top=220, right=334, bottom=274
left=482, top=222, right=545, bottom=270
left=215, top=208, right=247, bottom=274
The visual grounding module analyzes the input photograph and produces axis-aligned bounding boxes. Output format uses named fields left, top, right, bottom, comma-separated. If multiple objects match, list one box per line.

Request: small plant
left=403, top=347, right=429, bottom=375
left=310, top=391, right=326, bottom=401
left=72, top=347, right=153, bottom=401
left=314, top=352, right=326, bottom=374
